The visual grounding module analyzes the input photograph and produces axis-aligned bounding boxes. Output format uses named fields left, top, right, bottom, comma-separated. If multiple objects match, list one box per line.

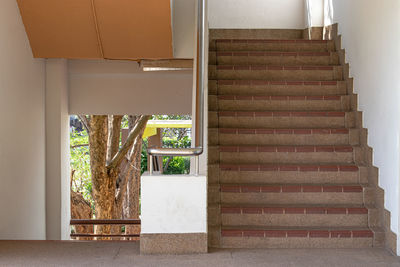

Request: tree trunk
left=70, top=169, right=93, bottom=240
left=124, top=134, right=143, bottom=239
left=83, top=114, right=150, bottom=239
left=71, top=190, right=93, bottom=240
left=89, top=115, right=115, bottom=235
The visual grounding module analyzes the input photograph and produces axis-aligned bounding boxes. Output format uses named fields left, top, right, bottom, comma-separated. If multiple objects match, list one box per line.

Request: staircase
left=208, top=30, right=386, bottom=249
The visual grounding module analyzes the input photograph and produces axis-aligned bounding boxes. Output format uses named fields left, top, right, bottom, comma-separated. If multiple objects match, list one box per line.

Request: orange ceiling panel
left=94, top=0, right=173, bottom=59
left=16, top=0, right=102, bottom=59
left=16, top=0, right=173, bottom=59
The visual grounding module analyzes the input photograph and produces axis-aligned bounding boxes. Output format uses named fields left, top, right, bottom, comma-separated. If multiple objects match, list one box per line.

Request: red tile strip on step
left=215, top=39, right=329, bottom=44
left=216, top=65, right=335, bottom=71
left=221, top=229, right=373, bottom=238
left=220, top=164, right=359, bottom=172
left=216, top=52, right=332, bottom=57
left=221, top=206, right=368, bottom=215
left=220, top=185, right=363, bottom=193
left=219, top=128, right=349, bottom=135
left=217, top=95, right=342, bottom=101
left=219, top=146, right=353, bottom=153
left=218, top=111, right=345, bottom=117
left=217, top=80, right=338, bottom=86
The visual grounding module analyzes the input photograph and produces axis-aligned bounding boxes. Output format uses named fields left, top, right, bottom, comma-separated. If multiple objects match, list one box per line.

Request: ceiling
left=16, top=0, right=174, bottom=59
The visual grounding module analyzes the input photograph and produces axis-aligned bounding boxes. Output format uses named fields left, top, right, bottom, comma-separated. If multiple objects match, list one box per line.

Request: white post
left=45, top=59, right=70, bottom=240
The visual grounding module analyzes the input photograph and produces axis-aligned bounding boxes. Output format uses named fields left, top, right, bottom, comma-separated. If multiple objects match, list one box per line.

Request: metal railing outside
left=147, top=0, right=206, bottom=176
left=70, top=219, right=141, bottom=239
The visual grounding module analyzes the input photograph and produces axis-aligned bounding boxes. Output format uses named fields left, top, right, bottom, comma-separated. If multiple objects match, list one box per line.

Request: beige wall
left=332, top=0, right=400, bottom=254
left=68, top=60, right=193, bottom=115
left=0, top=0, right=46, bottom=239
left=209, top=0, right=305, bottom=29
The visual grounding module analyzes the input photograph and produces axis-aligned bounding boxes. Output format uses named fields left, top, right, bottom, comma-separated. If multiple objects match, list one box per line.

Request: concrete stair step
left=219, top=183, right=365, bottom=205
left=209, top=95, right=351, bottom=111
left=210, top=111, right=359, bottom=128
left=210, top=30, right=304, bottom=42
left=210, top=128, right=359, bottom=146
left=209, top=80, right=347, bottom=96
left=215, top=145, right=355, bottom=164
left=215, top=39, right=335, bottom=52
left=209, top=65, right=343, bottom=81
left=219, top=204, right=371, bottom=228
left=220, top=226, right=383, bottom=249
left=209, top=164, right=367, bottom=185
left=210, top=51, right=339, bottom=66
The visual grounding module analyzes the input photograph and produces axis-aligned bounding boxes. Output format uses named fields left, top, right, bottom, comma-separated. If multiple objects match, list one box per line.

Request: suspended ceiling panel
left=16, top=0, right=173, bottom=59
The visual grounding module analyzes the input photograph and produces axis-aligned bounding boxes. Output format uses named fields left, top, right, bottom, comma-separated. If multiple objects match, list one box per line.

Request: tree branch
left=115, top=134, right=142, bottom=207
left=106, top=115, right=123, bottom=165
left=78, top=115, right=91, bottom=133
left=107, top=115, right=150, bottom=170
left=71, top=144, right=89, bottom=149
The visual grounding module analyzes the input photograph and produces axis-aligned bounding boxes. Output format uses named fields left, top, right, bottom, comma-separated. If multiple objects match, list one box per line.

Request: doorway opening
left=69, top=114, right=192, bottom=240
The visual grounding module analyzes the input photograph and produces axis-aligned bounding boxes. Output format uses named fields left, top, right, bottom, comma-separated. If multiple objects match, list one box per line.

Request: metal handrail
left=70, top=219, right=141, bottom=239
left=70, top=219, right=141, bottom=225
left=147, top=0, right=206, bottom=176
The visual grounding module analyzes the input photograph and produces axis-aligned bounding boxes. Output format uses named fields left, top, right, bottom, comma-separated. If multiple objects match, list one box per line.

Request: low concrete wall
left=140, top=174, right=207, bottom=254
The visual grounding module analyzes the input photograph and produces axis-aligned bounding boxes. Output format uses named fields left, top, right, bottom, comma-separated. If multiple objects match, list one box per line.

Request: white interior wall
left=172, top=0, right=196, bottom=58
left=68, top=60, right=193, bottom=115
left=332, top=0, right=400, bottom=255
left=0, top=0, right=46, bottom=239
left=209, top=0, right=305, bottom=29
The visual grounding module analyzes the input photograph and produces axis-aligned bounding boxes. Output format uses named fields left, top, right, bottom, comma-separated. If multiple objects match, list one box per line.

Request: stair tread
left=215, top=95, right=346, bottom=99
left=219, top=203, right=368, bottom=208
left=214, top=65, right=341, bottom=68
left=219, top=163, right=360, bottom=168
left=215, top=51, right=336, bottom=55
left=218, top=110, right=348, bottom=114
left=216, top=127, right=352, bottom=132
left=214, top=79, right=341, bottom=82
left=220, top=183, right=364, bottom=186
left=216, top=39, right=331, bottom=41
left=222, top=225, right=372, bottom=231
left=221, top=226, right=376, bottom=238
left=217, top=144, right=354, bottom=147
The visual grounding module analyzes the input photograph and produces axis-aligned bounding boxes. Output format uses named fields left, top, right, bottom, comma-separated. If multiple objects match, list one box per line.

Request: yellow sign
left=143, top=120, right=192, bottom=138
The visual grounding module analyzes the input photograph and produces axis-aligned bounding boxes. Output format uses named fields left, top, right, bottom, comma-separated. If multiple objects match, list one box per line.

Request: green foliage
left=163, top=136, right=191, bottom=149
left=70, top=130, right=93, bottom=205
left=141, top=139, right=148, bottom=174
left=162, top=157, right=191, bottom=174
left=161, top=136, right=191, bottom=174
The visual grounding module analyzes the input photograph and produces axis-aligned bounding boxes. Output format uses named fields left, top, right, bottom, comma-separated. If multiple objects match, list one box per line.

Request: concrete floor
left=0, top=241, right=400, bottom=267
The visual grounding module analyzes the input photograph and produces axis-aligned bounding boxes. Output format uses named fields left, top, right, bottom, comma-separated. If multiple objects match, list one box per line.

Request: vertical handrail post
left=149, top=155, right=153, bottom=175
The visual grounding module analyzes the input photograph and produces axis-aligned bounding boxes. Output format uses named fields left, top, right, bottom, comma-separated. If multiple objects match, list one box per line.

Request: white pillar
left=305, top=0, right=324, bottom=27
left=45, top=59, right=70, bottom=240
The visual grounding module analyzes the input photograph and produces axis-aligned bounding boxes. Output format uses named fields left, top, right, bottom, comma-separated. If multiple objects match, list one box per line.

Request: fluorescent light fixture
left=142, top=67, right=192, bottom=72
